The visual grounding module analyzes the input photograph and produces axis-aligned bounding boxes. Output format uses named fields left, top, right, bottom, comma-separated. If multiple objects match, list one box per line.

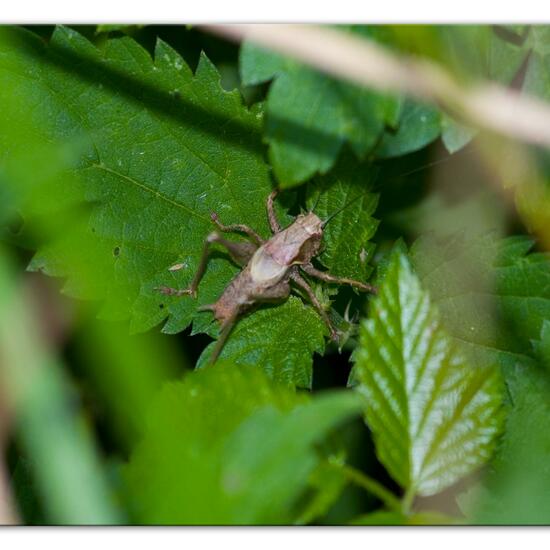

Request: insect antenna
left=321, top=190, right=371, bottom=228
left=309, top=190, right=323, bottom=213
left=320, top=146, right=478, bottom=227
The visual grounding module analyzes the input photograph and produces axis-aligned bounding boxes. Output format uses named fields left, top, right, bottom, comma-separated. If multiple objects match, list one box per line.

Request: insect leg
left=158, top=232, right=255, bottom=298
left=301, top=263, right=377, bottom=294
left=208, top=309, right=240, bottom=365
left=266, top=190, right=282, bottom=234
left=290, top=270, right=338, bottom=341
left=210, top=212, right=264, bottom=246
left=215, top=236, right=258, bottom=267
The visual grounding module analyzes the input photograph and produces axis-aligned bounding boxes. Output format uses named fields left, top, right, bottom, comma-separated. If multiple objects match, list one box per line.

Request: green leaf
left=294, top=454, right=348, bottom=525
left=523, top=50, right=550, bottom=102
left=463, top=360, right=550, bottom=524
left=240, top=31, right=400, bottom=187
left=410, top=234, right=550, bottom=370
left=532, top=319, right=550, bottom=370
left=124, top=365, right=361, bottom=524
left=0, top=26, right=335, bottom=387
left=196, top=297, right=326, bottom=388
left=0, top=26, right=270, bottom=329
left=375, top=100, right=441, bottom=159
left=440, top=114, right=477, bottom=154
left=526, top=26, right=550, bottom=57
left=305, top=151, right=379, bottom=281
left=95, top=24, right=143, bottom=35
left=409, top=232, right=550, bottom=522
left=354, top=250, right=503, bottom=497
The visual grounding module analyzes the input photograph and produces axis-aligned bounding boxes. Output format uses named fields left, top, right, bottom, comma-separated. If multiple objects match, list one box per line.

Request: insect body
left=157, top=190, right=375, bottom=363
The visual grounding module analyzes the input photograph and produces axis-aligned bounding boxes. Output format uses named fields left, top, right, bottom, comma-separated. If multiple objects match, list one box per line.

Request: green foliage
left=0, top=25, right=271, bottom=334
left=2, top=23, right=550, bottom=526
left=240, top=30, right=400, bottom=187
left=124, top=365, right=361, bottom=524
left=0, top=26, right=373, bottom=388
left=240, top=25, right=531, bottom=187
left=197, top=297, right=327, bottom=388
left=375, top=100, right=441, bottom=159
left=458, top=322, right=550, bottom=524
left=305, top=151, right=379, bottom=281
left=410, top=234, right=550, bottom=371
left=354, top=250, right=503, bottom=497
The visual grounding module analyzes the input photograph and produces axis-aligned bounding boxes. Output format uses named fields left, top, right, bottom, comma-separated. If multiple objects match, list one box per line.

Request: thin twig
left=203, top=24, right=550, bottom=151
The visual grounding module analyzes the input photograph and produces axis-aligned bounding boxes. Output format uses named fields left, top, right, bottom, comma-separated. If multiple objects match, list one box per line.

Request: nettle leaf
left=354, top=251, right=502, bottom=497
left=196, top=297, right=326, bottom=388
left=305, top=151, right=379, bottom=281
left=1, top=26, right=271, bottom=329
left=410, top=234, right=550, bottom=370
left=240, top=29, right=400, bottom=187
left=124, top=365, right=361, bottom=524
left=0, top=26, right=335, bottom=387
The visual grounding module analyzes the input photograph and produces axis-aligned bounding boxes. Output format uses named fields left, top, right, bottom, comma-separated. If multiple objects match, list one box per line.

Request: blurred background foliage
left=1, top=24, right=550, bottom=525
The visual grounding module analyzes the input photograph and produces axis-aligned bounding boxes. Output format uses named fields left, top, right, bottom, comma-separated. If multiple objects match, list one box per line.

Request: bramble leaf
left=196, top=297, right=326, bottom=388
left=124, top=365, right=361, bottom=524
left=305, top=151, right=379, bottom=281
left=354, top=250, right=503, bottom=497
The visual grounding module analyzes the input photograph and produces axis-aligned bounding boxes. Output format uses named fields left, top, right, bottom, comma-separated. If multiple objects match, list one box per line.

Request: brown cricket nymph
left=156, top=190, right=375, bottom=364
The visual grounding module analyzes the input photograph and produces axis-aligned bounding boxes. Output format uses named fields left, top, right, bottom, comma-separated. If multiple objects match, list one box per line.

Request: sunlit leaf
left=354, top=250, right=503, bottom=496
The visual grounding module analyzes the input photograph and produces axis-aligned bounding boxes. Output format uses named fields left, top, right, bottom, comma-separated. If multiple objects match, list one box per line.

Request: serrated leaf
left=305, top=151, right=379, bottom=281
left=0, top=26, right=334, bottom=387
left=354, top=250, right=503, bottom=497
left=240, top=29, right=400, bottom=187
left=410, top=233, right=550, bottom=370
left=124, top=365, right=361, bottom=524
left=196, top=296, right=326, bottom=388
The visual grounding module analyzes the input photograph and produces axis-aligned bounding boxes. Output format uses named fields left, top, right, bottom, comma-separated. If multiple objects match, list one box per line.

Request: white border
left=1, top=0, right=550, bottom=24
left=0, top=527, right=545, bottom=549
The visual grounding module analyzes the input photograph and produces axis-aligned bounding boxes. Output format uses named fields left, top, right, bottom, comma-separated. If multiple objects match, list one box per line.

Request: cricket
left=156, top=190, right=376, bottom=363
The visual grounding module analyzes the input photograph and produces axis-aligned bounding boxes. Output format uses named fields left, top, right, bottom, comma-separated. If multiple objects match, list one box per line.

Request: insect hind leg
left=290, top=270, right=338, bottom=341
left=210, top=212, right=264, bottom=246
